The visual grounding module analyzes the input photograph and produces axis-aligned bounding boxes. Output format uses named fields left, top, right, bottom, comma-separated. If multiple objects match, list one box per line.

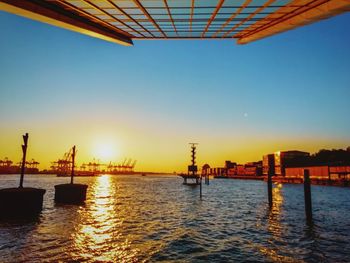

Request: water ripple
left=0, top=175, right=350, bottom=262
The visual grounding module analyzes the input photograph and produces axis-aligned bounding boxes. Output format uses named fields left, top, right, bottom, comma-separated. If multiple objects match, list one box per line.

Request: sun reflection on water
left=268, top=183, right=284, bottom=235
left=257, top=183, right=300, bottom=262
left=71, top=175, right=140, bottom=262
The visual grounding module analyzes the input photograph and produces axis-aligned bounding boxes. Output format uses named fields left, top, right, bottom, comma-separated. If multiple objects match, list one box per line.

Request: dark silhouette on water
left=54, top=146, right=88, bottom=204
left=267, top=168, right=273, bottom=208
left=180, top=143, right=201, bottom=185
left=0, top=133, right=45, bottom=219
left=303, top=169, right=313, bottom=225
left=179, top=143, right=205, bottom=199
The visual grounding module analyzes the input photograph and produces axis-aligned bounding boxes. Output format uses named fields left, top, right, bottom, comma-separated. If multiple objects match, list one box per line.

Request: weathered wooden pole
left=268, top=168, right=273, bottom=208
left=54, top=145, right=88, bottom=204
left=19, top=133, right=29, bottom=188
left=199, top=177, right=202, bottom=199
left=304, top=169, right=313, bottom=223
left=0, top=133, right=46, bottom=219
left=70, top=145, right=76, bottom=184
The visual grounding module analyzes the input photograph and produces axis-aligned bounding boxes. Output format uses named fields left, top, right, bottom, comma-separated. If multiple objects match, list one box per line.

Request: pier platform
left=179, top=174, right=201, bottom=185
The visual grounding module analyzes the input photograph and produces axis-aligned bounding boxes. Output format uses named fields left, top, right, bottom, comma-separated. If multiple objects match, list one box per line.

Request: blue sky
left=0, top=10, right=349, bottom=170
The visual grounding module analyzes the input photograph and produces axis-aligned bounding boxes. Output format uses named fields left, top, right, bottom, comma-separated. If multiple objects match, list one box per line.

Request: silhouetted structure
left=267, top=168, right=273, bottom=208
left=262, top=151, right=310, bottom=176
left=274, top=151, right=310, bottom=176
left=105, top=158, right=137, bottom=174
left=263, top=147, right=350, bottom=186
left=0, top=157, right=40, bottom=174
left=54, top=146, right=88, bottom=204
left=263, top=154, right=275, bottom=176
left=180, top=143, right=201, bottom=186
left=303, top=169, right=313, bottom=224
left=0, top=133, right=45, bottom=219
left=206, top=160, right=262, bottom=178
left=51, top=148, right=73, bottom=176
left=202, top=164, right=210, bottom=185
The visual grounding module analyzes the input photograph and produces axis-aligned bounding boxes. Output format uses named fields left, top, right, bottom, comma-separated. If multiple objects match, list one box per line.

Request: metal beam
left=132, top=0, right=166, bottom=37
left=106, top=0, right=154, bottom=37
left=222, top=0, right=276, bottom=38
left=82, top=0, right=141, bottom=37
left=237, top=0, right=350, bottom=44
left=0, top=0, right=133, bottom=46
left=202, top=0, right=225, bottom=38
left=211, top=0, right=252, bottom=38
left=163, top=0, right=178, bottom=36
left=190, top=0, right=195, bottom=35
left=55, top=0, right=133, bottom=38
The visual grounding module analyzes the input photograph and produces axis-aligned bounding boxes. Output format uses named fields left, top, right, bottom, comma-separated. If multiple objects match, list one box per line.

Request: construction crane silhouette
left=26, top=159, right=39, bottom=169
left=100, top=158, right=137, bottom=174
left=51, top=148, right=73, bottom=175
left=0, top=157, right=13, bottom=167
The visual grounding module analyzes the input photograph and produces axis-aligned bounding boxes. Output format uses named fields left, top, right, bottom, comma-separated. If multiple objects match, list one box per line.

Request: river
left=0, top=174, right=349, bottom=262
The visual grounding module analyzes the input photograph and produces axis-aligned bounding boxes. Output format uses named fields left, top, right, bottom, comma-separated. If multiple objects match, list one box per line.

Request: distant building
left=285, top=165, right=350, bottom=180
left=206, top=167, right=226, bottom=177
left=274, top=151, right=310, bottom=176
left=202, top=164, right=210, bottom=175
left=208, top=160, right=262, bottom=177
left=244, top=161, right=263, bottom=176
left=225, top=161, right=237, bottom=169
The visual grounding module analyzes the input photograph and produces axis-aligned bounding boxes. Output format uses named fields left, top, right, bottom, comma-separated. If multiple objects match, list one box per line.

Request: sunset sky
left=0, top=11, right=349, bottom=172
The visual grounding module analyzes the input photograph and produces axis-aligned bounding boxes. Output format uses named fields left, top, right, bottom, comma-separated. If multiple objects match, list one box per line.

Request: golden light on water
left=72, top=175, right=139, bottom=262
left=258, top=183, right=297, bottom=262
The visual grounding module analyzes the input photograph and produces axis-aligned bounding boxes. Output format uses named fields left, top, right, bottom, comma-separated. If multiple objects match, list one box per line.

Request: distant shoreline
left=216, top=175, right=350, bottom=187
left=0, top=172, right=176, bottom=176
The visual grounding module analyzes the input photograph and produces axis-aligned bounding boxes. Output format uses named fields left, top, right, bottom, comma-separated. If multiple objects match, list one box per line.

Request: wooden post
left=19, top=133, right=29, bottom=188
left=200, top=177, right=202, bottom=199
left=268, top=168, right=273, bottom=208
left=304, top=169, right=312, bottom=223
left=70, top=146, right=76, bottom=184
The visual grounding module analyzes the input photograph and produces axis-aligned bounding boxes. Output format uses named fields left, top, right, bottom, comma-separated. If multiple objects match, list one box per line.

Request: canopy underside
left=1, top=0, right=349, bottom=46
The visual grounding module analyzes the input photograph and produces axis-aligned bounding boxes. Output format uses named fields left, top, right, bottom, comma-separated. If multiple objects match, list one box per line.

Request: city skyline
left=0, top=11, right=350, bottom=172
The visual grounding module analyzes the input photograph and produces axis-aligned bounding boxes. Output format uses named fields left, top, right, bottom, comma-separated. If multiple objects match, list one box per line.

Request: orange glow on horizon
left=0, top=127, right=348, bottom=173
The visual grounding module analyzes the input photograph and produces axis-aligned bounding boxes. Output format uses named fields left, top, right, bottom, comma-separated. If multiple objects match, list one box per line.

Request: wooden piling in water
left=19, top=133, right=28, bottom=188
left=304, top=169, right=313, bottom=223
left=205, top=175, right=209, bottom=185
left=70, top=145, right=75, bottom=184
left=200, top=177, right=202, bottom=199
left=54, top=145, right=88, bottom=204
left=0, top=133, right=45, bottom=219
left=268, top=169, right=273, bottom=208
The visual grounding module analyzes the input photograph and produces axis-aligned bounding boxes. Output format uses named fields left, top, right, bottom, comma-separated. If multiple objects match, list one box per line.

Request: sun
left=93, top=142, right=120, bottom=162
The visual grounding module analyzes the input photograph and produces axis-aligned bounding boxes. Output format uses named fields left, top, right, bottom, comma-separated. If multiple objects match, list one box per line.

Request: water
left=0, top=174, right=349, bottom=262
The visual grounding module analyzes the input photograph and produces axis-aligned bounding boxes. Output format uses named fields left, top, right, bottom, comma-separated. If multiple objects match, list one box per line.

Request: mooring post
left=70, top=145, right=76, bottom=184
left=304, top=169, right=313, bottom=223
left=268, top=168, right=273, bottom=208
left=200, top=177, right=202, bottom=199
left=19, top=133, right=29, bottom=188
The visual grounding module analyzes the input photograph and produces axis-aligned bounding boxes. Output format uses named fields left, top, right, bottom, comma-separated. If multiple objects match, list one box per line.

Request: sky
left=0, top=10, right=349, bottom=172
